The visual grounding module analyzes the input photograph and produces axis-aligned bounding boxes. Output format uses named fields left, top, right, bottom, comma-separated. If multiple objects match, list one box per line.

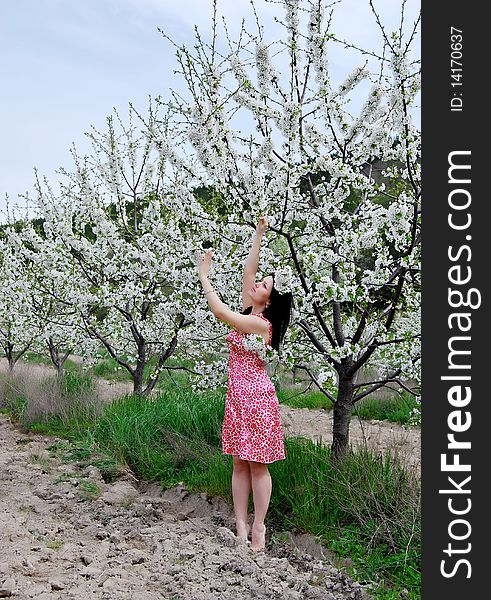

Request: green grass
left=1, top=394, right=28, bottom=420
left=20, top=351, right=81, bottom=372
left=89, top=388, right=224, bottom=483
left=19, top=351, right=419, bottom=427
left=60, top=368, right=95, bottom=396
left=78, top=479, right=102, bottom=501
left=351, top=393, right=420, bottom=426
left=277, top=386, right=334, bottom=410
left=1, top=367, right=421, bottom=599
left=273, top=439, right=420, bottom=595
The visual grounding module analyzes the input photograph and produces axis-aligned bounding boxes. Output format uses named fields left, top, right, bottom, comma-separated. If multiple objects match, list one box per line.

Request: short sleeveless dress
left=222, top=312, right=286, bottom=464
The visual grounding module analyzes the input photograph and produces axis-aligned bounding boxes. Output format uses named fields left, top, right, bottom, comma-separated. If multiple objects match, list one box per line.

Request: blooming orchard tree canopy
left=5, top=105, right=225, bottom=395
left=150, top=0, right=421, bottom=458
left=0, top=239, right=44, bottom=369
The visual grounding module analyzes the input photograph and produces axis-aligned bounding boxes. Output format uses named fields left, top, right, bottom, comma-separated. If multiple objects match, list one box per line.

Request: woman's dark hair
left=242, top=273, right=293, bottom=351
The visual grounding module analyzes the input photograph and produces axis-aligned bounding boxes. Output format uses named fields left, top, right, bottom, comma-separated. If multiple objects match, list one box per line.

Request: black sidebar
left=422, top=1, right=488, bottom=597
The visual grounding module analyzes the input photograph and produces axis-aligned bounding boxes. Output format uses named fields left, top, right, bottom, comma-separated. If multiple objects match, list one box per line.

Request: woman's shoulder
left=252, top=312, right=272, bottom=325
left=252, top=312, right=273, bottom=340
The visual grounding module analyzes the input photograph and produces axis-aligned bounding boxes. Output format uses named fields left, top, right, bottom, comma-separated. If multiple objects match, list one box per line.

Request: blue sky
left=0, top=0, right=420, bottom=223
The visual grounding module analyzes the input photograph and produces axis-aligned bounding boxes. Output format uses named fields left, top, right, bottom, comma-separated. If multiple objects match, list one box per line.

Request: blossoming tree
left=0, top=238, right=42, bottom=371
left=153, top=0, right=421, bottom=459
left=6, top=105, right=212, bottom=396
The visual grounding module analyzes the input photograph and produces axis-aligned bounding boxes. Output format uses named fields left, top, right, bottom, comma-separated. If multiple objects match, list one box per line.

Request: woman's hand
left=256, top=215, right=268, bottom=236
left=197, top=248, right=213, bottom=279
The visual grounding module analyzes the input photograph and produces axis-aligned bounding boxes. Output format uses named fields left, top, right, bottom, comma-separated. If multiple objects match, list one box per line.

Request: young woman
left=197, top=216, right=293, bottom=552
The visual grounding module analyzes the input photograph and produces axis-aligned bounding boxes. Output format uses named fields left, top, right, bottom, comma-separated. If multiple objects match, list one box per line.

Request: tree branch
left=294, top=363, right=337, bottom=403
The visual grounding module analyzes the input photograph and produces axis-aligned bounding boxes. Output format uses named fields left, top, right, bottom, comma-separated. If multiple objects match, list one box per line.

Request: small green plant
left=46, top=539, right=64, bottom=550
left=47, top=438, right=95, bottom=461
left=53, top=472, right=79, bottom=485
left=47, top=438, right=124, bottom=482
left=308, top=572, right=326, bottom=587
left=46, top=439, right=73, bottom=456
left=78, top=479, right=101, bottom=501
left=82, top=457, right=124, bottom=483
left=29, top=454, right=52, bottom=469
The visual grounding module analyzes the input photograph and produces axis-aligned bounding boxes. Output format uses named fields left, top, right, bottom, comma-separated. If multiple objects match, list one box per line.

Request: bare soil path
left=0, top=356, right=419, bottom=598
left=0, top=411, right=371, bottom=599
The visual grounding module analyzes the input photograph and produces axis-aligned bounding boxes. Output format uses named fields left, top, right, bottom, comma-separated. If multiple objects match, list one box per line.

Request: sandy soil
left=0, top=411, right=373, bottom=599
left=0, top=356, right=419, bottom=599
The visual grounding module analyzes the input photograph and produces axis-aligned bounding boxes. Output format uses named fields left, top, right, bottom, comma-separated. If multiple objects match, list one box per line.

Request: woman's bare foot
left=250, top=523, right=266, bottom=552
left=236, top=522, right=251, bottom=542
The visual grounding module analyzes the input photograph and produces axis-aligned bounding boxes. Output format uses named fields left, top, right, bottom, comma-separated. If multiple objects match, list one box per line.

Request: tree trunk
left=142, top=330, right=181, bottom=396
left=331, top=373, right=355, bottom=463
left=6, top=343, right=15, bottom=372
left=47, top=338, right=64, bottom=380
left=133, top=340, right=146, bottom=396
left=133, top=365, right=144, bottom=396
left=4, top=343, right=32, bottom=372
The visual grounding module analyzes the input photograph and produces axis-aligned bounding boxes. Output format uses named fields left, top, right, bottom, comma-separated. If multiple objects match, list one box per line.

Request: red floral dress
left=222, top=312, right=286, bottom=464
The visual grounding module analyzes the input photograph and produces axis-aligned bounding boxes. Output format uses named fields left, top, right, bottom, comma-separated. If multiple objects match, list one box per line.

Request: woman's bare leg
left=249, top=461, right=272, bottom=550
left=232, top=455, right=251, bottom=539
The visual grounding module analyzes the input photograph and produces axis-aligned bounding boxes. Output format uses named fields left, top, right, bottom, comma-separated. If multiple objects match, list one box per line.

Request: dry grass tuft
left=0, top=360, right=103, bottom=425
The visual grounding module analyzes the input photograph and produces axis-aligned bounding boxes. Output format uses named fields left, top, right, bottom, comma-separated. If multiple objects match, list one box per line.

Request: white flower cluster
left=317, top=365, right=337, bottom=388
left=274, top=265, right=294, bottom=294
left=337, top=65, right=370, bottom=97
left=190, top=358, right=228, bottom=392
left=406, top=396, right=421, bottom=428
left=238, top=332, right=279, bottom=368
left=307, top=1, right=327, bottom=85
left=255, top=42, right=274, bottom=97
left=241, top=333, right=268, bottom=361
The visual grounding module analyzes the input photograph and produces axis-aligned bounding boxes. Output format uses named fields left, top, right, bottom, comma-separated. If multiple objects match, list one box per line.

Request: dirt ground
left=0, top=357, right=419, bottom=599
left=0, top=410, right=379, bottom=600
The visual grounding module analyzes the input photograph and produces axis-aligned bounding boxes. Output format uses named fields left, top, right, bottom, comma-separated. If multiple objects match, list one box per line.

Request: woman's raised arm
left=242, top=216, right=268, bottom=311
left=197, top=249, right=269, bottom=339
